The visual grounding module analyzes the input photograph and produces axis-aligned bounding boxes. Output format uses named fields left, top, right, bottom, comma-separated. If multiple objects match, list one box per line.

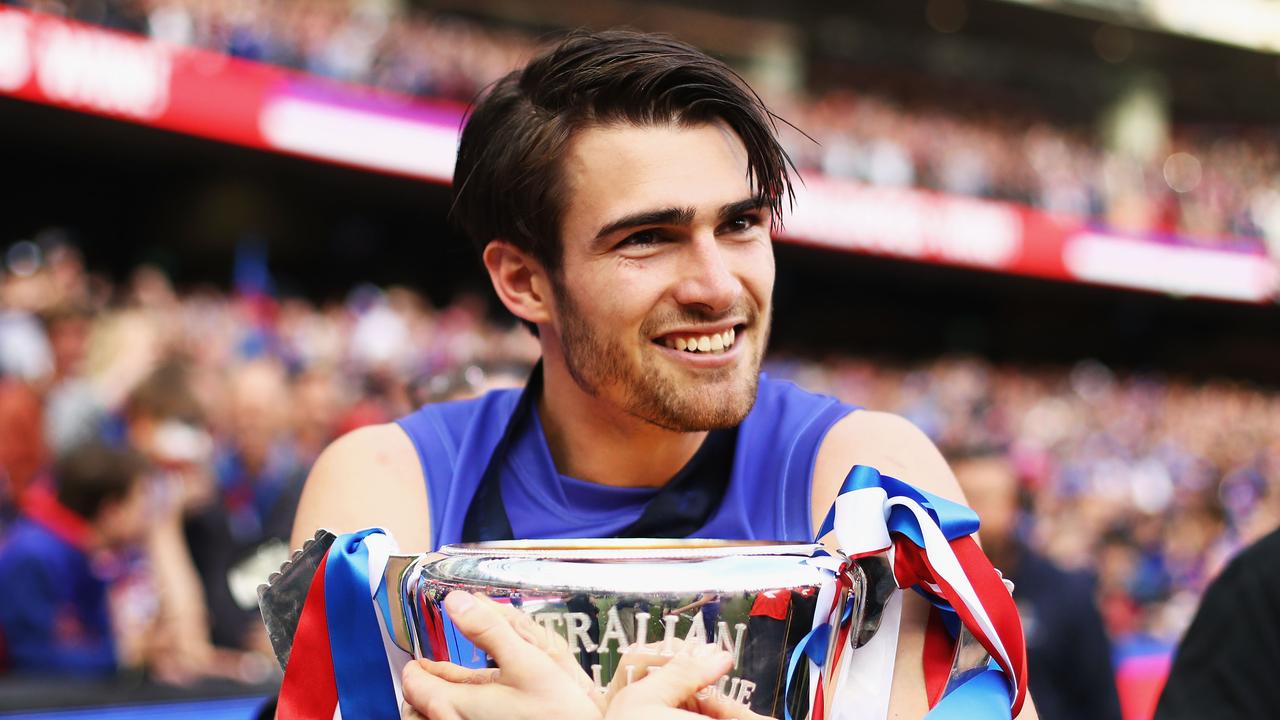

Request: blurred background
left=1, top=0, right=1278, bottom=718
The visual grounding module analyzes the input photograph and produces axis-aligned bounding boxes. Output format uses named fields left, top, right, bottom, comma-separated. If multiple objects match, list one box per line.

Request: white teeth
left=661, top=328, right=741, bottom=354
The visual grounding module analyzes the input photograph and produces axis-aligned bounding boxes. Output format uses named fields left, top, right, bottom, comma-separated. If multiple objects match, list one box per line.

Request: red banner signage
left=2, top=7, right=1275, bottom=303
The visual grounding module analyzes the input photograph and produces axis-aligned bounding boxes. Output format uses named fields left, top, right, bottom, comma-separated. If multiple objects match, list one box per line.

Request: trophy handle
left=258, top=529, right=339, bottom=669
left=400, top=550, right=449, bottom=659
left=852, top=555, right=895, bottom=649
left=818, top=560, right=870, bottom=712
left=943, top=625, right=992, bottom=696
left=850, top=554, right=994, bottom=699
left=383, top=553, right=424, bottom=655
left=257, top=530, right=441, bottom=667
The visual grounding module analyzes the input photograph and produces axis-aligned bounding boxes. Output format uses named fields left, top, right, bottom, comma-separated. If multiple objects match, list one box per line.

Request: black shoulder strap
left=458, top=365, right=538, bottom=543
left=616, top=425, right=736, bottom=538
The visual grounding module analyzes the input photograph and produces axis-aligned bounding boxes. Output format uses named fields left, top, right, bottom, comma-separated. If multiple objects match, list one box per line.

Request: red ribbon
left=888, top=535, right=1028, bottom=715
left=20, top=485, right=93, bottom=551
left=922, top=607, right=953, bottom=706
left=278, top=553, right=340, bottom=719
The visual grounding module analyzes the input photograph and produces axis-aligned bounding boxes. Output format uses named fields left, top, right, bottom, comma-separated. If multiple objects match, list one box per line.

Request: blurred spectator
left=0, top=443, right=149, bottom=675
left=954, top=448, right=1121, bottom=720
left=40, top=304, right=104, bottom=457
left=0, top=378, right=46, bottom=511
left=289, top=365, right=343, bottom=465
left=0, top=245, right=53, bottom=382
left=204, top=358, right=304, bottom=652
left=120, top=362, right=228, bottom=662
left=215, top=358, right=301, bottom=549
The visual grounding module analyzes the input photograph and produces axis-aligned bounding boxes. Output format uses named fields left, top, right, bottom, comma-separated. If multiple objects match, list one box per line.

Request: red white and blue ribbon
left=793, top=464, right=1028, bottom=719
left=278, top=528, right=409, bottom=719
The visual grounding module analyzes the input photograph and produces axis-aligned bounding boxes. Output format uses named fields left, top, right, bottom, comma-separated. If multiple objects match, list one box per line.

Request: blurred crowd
left=777, top=355, right=1280, bottom=648
left=0, top=235, right=538, bottom=681
left=0, top=234, right=1277, bottom=684
left=10, top=0, right=1280, bottom=256
left=785, top=93, right=1280, bottom=256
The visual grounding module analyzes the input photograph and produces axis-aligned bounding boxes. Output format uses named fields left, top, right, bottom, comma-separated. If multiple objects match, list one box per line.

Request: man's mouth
left=653, top=325, right=744, bottom=355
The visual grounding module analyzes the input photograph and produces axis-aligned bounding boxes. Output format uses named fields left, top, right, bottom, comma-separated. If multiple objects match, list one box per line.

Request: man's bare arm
left=290, top=423, right=433, bottom=554
left=812, top=410, right=1039, bottom=720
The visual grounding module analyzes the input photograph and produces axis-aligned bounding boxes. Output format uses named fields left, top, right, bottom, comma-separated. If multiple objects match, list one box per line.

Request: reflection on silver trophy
left=260, top=534, right=950, bottom=719
left=407, top=535, right=880, bottom=712
left=403, top=539, right=874, bottom=719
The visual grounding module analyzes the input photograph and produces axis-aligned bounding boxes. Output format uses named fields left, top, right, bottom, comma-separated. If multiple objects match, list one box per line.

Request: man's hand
left=400, top=591, right=602, bottom=720
left=604, top=652, right=770, bottom=720
left=400, top=591, right=766, bottom=720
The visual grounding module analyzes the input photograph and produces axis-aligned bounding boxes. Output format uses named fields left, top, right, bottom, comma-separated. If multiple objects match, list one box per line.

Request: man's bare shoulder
left=812, top=409, right=966, bottom=524
left=290, top=422, right=433, bottom=553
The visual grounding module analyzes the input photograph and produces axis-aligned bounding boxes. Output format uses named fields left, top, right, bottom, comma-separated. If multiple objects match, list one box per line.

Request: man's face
left=954, top=457, right=1019, bottom=545
left=547, top=122, right=774, bottom=431
left=97, top=478, right=149, bottom=549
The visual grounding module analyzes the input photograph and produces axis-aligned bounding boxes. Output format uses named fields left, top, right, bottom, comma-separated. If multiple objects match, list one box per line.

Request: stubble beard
left=553, top=281, right=768, bottom=432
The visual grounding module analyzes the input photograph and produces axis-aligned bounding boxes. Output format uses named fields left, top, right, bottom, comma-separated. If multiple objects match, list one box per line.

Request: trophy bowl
left=398, top=538, right=869, bottom=719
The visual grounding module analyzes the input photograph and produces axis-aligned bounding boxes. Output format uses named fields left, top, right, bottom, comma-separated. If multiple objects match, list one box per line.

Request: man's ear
left=482, top=240, right=554, bottom=327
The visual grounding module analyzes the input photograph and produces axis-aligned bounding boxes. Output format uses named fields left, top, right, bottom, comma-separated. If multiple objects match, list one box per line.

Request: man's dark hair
left=948, top=443, right=1013, bottom=465
left=125, top=361, right=204, bottom=425
left=452, top=29, right=797, bottom=275
left=38, top=302, right=93, bottom=334
left=55, top=443, right=147, bottom=520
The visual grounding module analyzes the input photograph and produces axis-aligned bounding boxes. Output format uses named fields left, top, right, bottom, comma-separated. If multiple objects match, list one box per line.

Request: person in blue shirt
left=0, top=443, right=149, bottom=675
left=292, top=30, right=1039, bottom=720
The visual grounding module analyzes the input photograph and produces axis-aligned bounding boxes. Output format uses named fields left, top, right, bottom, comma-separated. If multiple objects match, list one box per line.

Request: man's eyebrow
left=718, top=197, right=767, bottom=221
left=592, top=206, right=696, bottom=244
left=589, top=197, right=767, bottom=249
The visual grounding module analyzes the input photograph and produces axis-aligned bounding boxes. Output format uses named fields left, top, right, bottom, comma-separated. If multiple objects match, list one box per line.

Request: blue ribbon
left=817, top=466, right=981, bottom=546
left=783, top=623, right=829, bottom=720
left=782, top=588, right=856, bottom=720
left=325, top=529, right=400, bottom=720
left=930, top=664, right=1014, bottom=719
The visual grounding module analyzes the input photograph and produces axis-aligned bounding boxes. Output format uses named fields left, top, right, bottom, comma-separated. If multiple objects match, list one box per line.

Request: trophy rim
left=437, top=538, right=821, bottom=560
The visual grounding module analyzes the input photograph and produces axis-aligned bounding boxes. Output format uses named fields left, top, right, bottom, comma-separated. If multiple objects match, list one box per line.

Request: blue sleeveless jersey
left=396, top=375, right=857, bottom=549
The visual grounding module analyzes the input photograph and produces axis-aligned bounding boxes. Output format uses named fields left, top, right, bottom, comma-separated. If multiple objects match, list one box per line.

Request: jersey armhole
left=394, top=411, right=454, bottom=550
left=798, top=404, right=861, bottom=540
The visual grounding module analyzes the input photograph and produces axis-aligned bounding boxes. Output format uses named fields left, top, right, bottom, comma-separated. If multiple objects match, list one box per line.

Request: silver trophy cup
left=260, top=532, right=976, bottom=719
left=403, top=539, right=870, bottom=719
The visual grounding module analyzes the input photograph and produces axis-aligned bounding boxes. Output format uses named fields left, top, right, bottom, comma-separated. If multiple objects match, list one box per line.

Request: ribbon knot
left=791, top=465, right=1028, bottom=719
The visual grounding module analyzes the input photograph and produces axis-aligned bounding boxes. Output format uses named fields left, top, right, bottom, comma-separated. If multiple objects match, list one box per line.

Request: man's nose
left=671, top=234, right=741, bottom=313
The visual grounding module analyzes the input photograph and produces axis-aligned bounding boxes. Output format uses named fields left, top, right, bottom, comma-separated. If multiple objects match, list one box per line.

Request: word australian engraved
left=533, top=606, right=747, bottom=660
left=531, top=606, right=756, bottom=704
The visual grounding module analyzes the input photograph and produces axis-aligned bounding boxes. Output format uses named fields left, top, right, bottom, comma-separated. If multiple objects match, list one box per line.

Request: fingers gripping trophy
left=269, top=30, right=1034, bottom=720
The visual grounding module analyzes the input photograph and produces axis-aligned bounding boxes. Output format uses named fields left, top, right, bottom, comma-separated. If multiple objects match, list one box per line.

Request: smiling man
left=292, top=30, right=1033, bottom=719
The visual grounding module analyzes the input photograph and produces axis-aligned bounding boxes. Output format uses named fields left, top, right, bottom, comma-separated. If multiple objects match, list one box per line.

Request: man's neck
left=537, top=352, right=707, bottom=489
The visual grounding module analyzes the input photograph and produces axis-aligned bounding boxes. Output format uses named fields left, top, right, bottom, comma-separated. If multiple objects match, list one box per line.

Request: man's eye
left=618, top=230, right=661, bottom=248
left=724, top=214, right=761, bottom=233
